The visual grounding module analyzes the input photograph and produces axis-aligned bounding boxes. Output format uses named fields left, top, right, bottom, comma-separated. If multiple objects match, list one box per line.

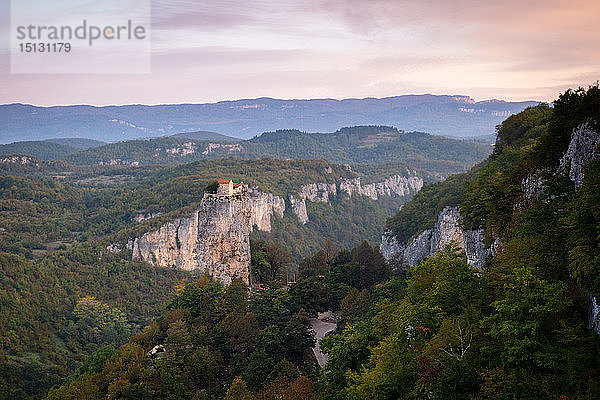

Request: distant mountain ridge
left=0, top=95, right=539, bottom=143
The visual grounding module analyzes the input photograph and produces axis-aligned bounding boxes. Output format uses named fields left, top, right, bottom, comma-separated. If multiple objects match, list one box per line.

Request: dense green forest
left=0, top=155, right=70, bottom=177
left=0, top=246, right=191, bottom=399
left=1, top=87, right=599, bottom=399
left=47, top=241, right=391, bottom=399
left=362, top=86, right=600, bottom=398
left=59, top=126, right=491, bottom=174
left=246, top=126, right=490, bottom=169
left=48, top=86, right=600, bottom=399
left=0, top=139, right=104, bottom=160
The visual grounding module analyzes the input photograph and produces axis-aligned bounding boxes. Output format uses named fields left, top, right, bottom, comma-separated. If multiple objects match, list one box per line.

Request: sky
left=0, top=0, right=598, bottom=106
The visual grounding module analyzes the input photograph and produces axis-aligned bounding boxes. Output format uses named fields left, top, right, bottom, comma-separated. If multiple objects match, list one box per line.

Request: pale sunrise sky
left=0, top=0, right=598, bottom=105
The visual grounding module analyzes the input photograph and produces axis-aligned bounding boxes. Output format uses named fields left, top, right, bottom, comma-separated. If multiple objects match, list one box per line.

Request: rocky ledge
left=380, top=206, right=489, bottom=270
left=291, top=174, right=424, bottom=224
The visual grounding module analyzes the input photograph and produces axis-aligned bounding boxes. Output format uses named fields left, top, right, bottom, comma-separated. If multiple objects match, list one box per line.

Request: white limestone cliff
left=380, top=206, right=489, bottom=270
left=559, top=121, right=600, bottom=188
left=290, top=174, right=424, bottom=224
left=134, top=212, right=162, bottom=223
left=0, top=155, right=39, bottom=165
left=130, top=192, right=251, bottom=285
left=289, top=195, right=309, bottom=224
left=340, top=174, right=424, bottom=200
left=127, top=171, right=425, bottom=282
left=299, top=183, right=337, bottom=203
left=248, top=188, right=285, bottom=232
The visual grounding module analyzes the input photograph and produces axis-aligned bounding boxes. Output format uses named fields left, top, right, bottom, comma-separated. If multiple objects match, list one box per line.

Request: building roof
left=217, top=179, right=244, bottom=187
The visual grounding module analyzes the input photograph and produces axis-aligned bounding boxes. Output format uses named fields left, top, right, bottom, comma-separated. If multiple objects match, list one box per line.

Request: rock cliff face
left=340, top=174, right=423, bottom=200
left=134, top=212, right=162, bottom=223
left=291, top=174, right=424, bottom=224
left=201, top=143, right=242, bottom=155
left=559, top=121, right=600, bottom=188
left=520, top=173, right=546, bottom=202
left=288, top=183, right=336, bottom=224
left=0, top=155, right=39, bottom=165
left=166, top=141, right=196, bottom=156
left=289, top=195, right=309, bottom=224
left=299, top=182, right=338, bottom=202
left=248, top=189, right=285, bottom=232
left=130, top=193, right=251, bottom=285
left=380, top=206, right=489, bottom=270
left=590, top=297, right=600, bottom=336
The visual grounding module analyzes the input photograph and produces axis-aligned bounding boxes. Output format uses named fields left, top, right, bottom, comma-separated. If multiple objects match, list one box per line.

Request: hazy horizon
left=0, top=93, right=543, bottom=108
left=1, top=0, right=598, bottom=106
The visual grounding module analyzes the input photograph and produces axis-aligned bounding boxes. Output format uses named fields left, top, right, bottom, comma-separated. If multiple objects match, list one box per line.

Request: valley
left=2, top=0, right=597, bottom=397
left=0, top=86, right=599, bottom=400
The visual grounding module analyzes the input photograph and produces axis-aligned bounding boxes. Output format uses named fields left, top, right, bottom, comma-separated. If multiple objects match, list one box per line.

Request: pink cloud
left=1, top=0, right=598, bottom=104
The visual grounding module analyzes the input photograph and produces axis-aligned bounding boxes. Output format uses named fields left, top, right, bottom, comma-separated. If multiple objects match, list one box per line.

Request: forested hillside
left=355, top=85, right=600, bottom=398
left=0, top=141, right=83, bottom=160
left=246, top=126, right=489, bottom=166
left=0, top=246, right=190, bottom=399
left=0, top=139, right=105, bottom=160
left=46, top=242, right=391, bottom=400
left=47, top=86, right=600, bottom=400
left=61, top=126, right=491, bottom=175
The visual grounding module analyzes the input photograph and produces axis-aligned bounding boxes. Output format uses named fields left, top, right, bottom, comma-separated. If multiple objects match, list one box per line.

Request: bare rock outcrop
left=0, top=155, right=39, bottom=165
left=381, top=213, right=430, bottom=268
left=430, top=206, right=466, bottom=253
left=288, top=183, right=336, bottom=224
left=201, top=143, right=242, bottom=155
left=290, top=174, right=424, bottom=223
left=559, top=121, right=600, bottom=187
left=340, top=174, right=424, bottom=200
left=248, top=188, right=285, bottom=232
left=289, top=195, right=309, bottom=224
left=130, top=192, right=251, bottom=285
left=521, top=173, right=546, bottom=202
left=134, top=212, right=162, bottom=223
left=590, top=297, right=600, bottom=335
left=380, top=206, right=489, bottom=270
left=299, top=183, right=337, bottom=203
left=166, top=141, right=196, bottom=156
